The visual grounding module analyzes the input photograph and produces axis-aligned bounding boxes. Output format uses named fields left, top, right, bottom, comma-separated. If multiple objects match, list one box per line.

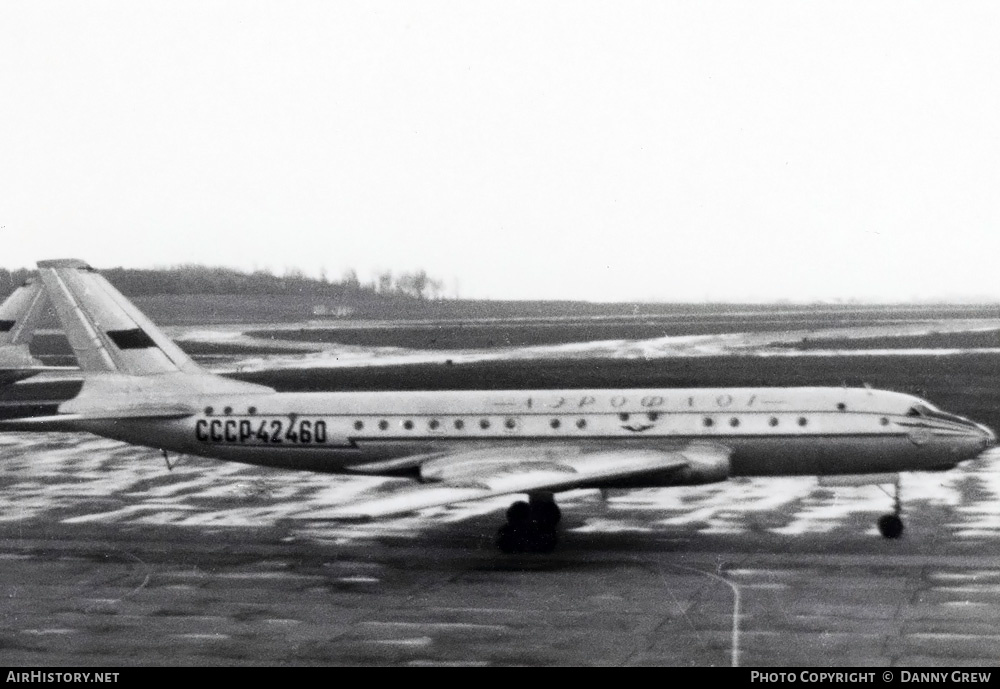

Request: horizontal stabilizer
left=0, top=415, right=84, bottom=431
left=0, top=404, right=195, bottom=428
left=73, top=403, right=196, bottom=420
left=0, top=365, right=77, bottom=387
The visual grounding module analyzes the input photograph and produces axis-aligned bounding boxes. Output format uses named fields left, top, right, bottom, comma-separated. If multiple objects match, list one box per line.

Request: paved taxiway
left=1, top=434, right=998, bottom=666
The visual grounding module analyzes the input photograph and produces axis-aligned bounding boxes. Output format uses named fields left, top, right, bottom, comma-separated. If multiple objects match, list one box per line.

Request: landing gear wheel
left=875, top=475, right=905, bottom=539
left=497, top=497, right=562, bottom=554
left=506, top=501, right=532, bottom=526
left=531, top=501, right=561, bottom=529
left=878, top=514, right=904, bottom=539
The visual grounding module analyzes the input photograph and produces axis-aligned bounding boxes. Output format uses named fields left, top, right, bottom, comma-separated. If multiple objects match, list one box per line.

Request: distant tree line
left=370, top=269, right=446, bottom=300
left=0, top=265, right=447, bottom=301
left=0, top=268, right=32, bottom=296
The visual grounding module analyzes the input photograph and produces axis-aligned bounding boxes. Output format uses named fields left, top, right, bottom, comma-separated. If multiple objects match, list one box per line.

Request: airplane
left=0, top=278, right=96, bottom=423
left=13, top=258, right=995, bottom=553
left=0, top=278, right=72, bottom=398
left=0, top=277, right=53, bottom=382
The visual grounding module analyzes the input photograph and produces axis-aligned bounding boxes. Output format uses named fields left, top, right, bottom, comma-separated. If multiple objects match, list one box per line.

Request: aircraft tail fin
left=0, top=278, right=46, bottom=348
left=0, top=278, right=47, bottom=369
left=36, top=259, right=205, bottom=377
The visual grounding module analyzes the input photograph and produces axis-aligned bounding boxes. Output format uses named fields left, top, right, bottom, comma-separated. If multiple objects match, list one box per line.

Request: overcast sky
left=1, top=2, right=998, bottom=302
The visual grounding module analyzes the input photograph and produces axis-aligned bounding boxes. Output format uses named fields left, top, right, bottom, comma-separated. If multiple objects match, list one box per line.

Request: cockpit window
left=908, top=404, right=971, bottom=426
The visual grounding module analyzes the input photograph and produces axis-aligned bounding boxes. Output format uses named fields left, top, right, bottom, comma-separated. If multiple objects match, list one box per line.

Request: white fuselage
left=72, top=386, right=994, bottom=483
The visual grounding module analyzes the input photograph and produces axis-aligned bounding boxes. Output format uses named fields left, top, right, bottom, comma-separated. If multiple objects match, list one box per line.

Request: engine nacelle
left=603, top=446, right=731, bottom=489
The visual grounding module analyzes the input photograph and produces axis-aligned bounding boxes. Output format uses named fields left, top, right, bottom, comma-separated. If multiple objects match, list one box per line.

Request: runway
left=2, top=434, right=998, bottom=666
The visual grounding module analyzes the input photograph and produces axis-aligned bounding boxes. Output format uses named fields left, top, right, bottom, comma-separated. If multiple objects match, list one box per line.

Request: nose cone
left=977, top=423, right=996, bottom=448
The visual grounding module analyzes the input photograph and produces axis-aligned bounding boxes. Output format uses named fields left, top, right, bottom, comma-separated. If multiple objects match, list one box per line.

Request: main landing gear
left=877, top=477, right=905, bottom=539
left=496, top=494, right=562, bottom=554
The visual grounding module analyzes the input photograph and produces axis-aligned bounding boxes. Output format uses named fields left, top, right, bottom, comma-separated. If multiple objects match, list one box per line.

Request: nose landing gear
left=496, top=494, right=562, bottom=554
left=877, top=476, right=904, bottom=539
left=877, top=514, right=904, bottom=539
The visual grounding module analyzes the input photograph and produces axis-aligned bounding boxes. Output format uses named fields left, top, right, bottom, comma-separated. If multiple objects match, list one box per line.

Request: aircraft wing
left=327, top=442, right=730, bottom=520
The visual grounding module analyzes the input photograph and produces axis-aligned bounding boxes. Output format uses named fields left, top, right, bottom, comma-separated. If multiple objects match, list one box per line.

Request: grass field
left=240, top=306, right=1000, bottom=350
left=778, top=329, right=1000, bottom=350
left=111, top=294, right=1000, bottom=326
left=242, top=316, right=948, bottom=349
